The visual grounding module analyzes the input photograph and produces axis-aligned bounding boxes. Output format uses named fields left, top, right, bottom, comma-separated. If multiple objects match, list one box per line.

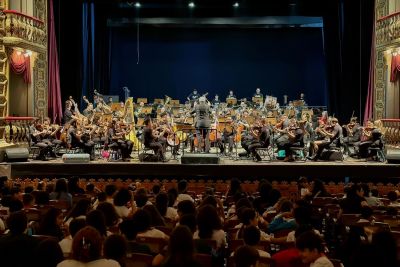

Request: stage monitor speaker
left=62, top=153, right=90, bottom=163
left=181, top=154, right=220, bottom=164
left=5, top=148, right=29, bottom=162
left=386, top=149, right=400, bottom=163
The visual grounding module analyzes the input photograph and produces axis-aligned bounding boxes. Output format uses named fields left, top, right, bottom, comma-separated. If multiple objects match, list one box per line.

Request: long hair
left=72, top=226, right=103, bottom=263
left=197, top=204, right=222, bottom=239
left=164, top=226, right=196, bottom=267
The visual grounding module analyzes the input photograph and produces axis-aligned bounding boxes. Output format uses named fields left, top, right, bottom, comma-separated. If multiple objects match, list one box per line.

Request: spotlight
left=188, top=2, right=195, bottom=8
left=135, top=2, right=141, bottom=8
left=233, top=2, right=239, bottom=8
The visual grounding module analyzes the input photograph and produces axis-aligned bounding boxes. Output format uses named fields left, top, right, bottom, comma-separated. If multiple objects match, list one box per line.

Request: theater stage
left=1, top=157, right=400, bottom=181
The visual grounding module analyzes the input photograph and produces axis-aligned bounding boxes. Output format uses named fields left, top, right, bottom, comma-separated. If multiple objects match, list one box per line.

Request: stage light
left=233, top=2, right=239, bottom=8
left=188, top=2, right=195, bottom=8
left=135, top=2, right=141, bottom=8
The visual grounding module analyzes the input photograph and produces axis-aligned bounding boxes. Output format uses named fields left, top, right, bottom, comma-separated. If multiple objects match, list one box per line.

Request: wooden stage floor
left=1, top=155, right=400, bottom=180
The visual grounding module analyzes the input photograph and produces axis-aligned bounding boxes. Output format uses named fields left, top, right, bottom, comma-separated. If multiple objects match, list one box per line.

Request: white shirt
left=137, top=228, right=168, bottom=240
left=286, top=229, right=321, bottom=243
left=59, top=235, right=73, bottom=256
left=165, top=207, right=178, bottom=220
left=174, top=193, right=194, bottom=206
left=0, top=218, right=5, bottom=232
left=193, top=229, right=226, bottom=249
left=57, top=259, right=120, bottom=267
left=114, top=205, right=131, bottom=218
left=310, top=256, right=334, bottom=267
left=231, top=249, right=271, bottom=258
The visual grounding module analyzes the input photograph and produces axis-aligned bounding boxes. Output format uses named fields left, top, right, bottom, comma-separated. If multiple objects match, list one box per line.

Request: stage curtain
left=364, top=0, right=376, bottom=123
left=48, top=0, right=63, bottom=123
left=390, top=55, right=400, bottom=82
left=81, top=1, right=96, bottom=108
left=9, top=50, right=31, bottom=84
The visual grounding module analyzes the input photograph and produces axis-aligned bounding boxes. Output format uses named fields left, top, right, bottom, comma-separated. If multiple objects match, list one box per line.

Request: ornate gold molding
left=374, top=49, right=386, bottom=119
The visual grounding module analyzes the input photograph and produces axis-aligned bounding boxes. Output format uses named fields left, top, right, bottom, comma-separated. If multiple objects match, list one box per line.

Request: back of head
left=86, top=209, right=107, bottom=236
left=72, top=226, right=103, bottom=263
left=104, top=234, right=128, bottom=263
left=240, top=208, right=256, bottom=225
left=178, top=180, right=188, bottom=194
left=168, top=225, right=195, bottom=262
left=7, top=211, right=27, bottom=234
left=69, top=218, right=87, bottom=238
left=234, top=245, right=260, bottom=267
left=105, top=184, right=117, bottom=197
left=134, top=188, right=148, bottom=208
left=296, top=231, right=324, bottom=253
left=35, top=238, right=64, bottom=267
left=294, top=206, right=312, bottom=225
left=387, top=191, right=398, bottom=202
left=179, top=214, right=197, bottom=234
left=132, top=209, right=151, bottom=232
left=177, top=200, right=196, bottom=216
left=96, top=201, right=119, bottom=227
left=243, top=225, right=261, bottom=246
left=113, top=188, right=131, bottom=207
left=197, top=204, right=221, bottom=239
left=155, top=192, right=169, bottom=216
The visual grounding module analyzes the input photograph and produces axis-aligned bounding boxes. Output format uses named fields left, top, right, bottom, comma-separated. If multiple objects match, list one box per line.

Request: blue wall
left=109, top=27, right=327, bottom=106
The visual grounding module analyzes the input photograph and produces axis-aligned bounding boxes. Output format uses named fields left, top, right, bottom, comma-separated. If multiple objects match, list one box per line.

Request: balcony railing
left=1, top=10, right=46, bottom=50
left=380, top=119, right=400, bottom=148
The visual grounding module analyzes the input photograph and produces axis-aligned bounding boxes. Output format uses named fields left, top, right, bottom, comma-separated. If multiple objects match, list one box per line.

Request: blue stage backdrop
left=109, top=26, right=327, bottom=106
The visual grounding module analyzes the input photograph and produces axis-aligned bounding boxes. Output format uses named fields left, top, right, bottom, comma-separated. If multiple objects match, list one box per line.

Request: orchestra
left=24, top=88, right=383, bottom=163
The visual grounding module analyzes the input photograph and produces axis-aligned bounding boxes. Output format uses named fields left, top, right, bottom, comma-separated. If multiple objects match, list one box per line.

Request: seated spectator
left=22, top=193, right=35, bottom=210
left=143, top=204, right=166, bottom=227
left=67, top=176, right=85, bottom=195
left=357, top=206, right=375, bottom=224
left=387, top=191, right=400, bottom=207
left=113, top=188, right=136, bottom=218
left=59, top=218, right=86, bottom=257
left=119, top=218, right=152, bottom=255
left=34, top=238, right=64, bottom=267
left=234, top=245, right=260, bottom=267
left=232, top=225, right=270, bottom=258
left=104, top=234, right=128, bottom=267
left=38, top=207, right=64, bottom=241
left=361, top=183, right=382, bottom=207
left=253, top=180, right=273, bottom=214
left=167, top=188, right=178, bottom=209
left=134, top=209, right=168, bottom=240
left=57, top=226, right=120, bottom=267
left=50, top=178, right=73, bottom=208
left=296, top=231, right=334, bottom=267
left=309, top=179, right=331, bottom=199
left=0, top=211, right=40, bottom=267
left=96, top=201, right=120, bottom=230
left=286, top=206, right=318, bottom=243
left=86, top=209, right=109, bottom=237
left=228, top=197, right=253, bottom=221
left=35, top=190, right=50, bottom=206
left=156, top=192, right=178, bottom=221
left=64, top=198, right=91, bottom=226
left=105, top=184, right=117, bottom=204
left=267, top=199, right=296, bottom=233
left=179, top=214, right=197, bottom=233
left=160, top=225, right=202, bottom=267
left=194, top=204, right=226, bottom=250
left=226, top=178, right=243, bottom=197
left=236, top=208, right=270, bottom=240
left=298, top=177, right=311, bottom=199
left=174, top=180, right=194, bottom=206
left=340, top=184, right=368, bottom=214
left=177, top=200, right=196, bottom=219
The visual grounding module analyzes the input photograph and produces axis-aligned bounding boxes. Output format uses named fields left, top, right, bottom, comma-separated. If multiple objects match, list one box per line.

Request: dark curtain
left=48, top=0, right=63, bottom=124
left=323, top=0, right=374, bottom=123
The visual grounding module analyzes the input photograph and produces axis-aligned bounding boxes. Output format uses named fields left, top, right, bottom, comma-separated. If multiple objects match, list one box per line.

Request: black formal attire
left=0, top=233, right=40, bottom=267
left=143, top=126, right=165, bottom=160
left=192, top=103, right=211, bottom=152
left=68, top=126, right=95, bottom=159
left=249, top=126, right=271, bottom=160
left=63, top=108, right=73, bottom=124
left=276, top=128, right=304, bottom=158
left=342, top=124, right=362, bottom=154
left=313, top=124, right=342, bottom=159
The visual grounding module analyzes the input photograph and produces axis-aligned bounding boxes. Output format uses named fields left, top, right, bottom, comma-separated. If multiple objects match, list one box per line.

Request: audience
left=59, top=218, right=86, bottom=257
left=234, top=245, right=260, bottom=267
left=104, top=234, right=128, bottom=267
left=50, top=178, right=73, bottom=208
left=296, top=231, right=334, bottom=267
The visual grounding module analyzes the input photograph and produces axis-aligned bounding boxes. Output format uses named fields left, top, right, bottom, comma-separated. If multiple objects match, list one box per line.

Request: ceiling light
left=135, top=2, right=141, bottom=8
left=188, top=2, right=195, bottom=8
left=233, top=2, right=239, bottom=8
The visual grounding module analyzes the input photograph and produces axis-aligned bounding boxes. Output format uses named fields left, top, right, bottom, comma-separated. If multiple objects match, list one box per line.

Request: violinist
left=106, top=120, right=133, bottom=161
left=216, top=118, right=235, bottom=155
left=41, top=117, right=62, bottom=153
left=342, top=117, right=362, bottom=155
left=248, top=119, right=271, bottom=161
left=212, top=94, right=221, bottom=108
left=351, top=120, right=382, bottom=159
left=68, top=119, right=95, bottom=160
left=276, top=120, right=304, bottom=162
left=273, top=114, right=290, bottom=145
left=307, top=117, right=342, bottom=161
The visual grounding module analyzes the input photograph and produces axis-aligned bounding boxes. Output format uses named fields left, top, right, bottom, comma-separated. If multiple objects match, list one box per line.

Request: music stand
left=154, top=99, right=164, bottom=105
left=252, top=96, right=263, bottom=104
left=226, top=98, right=237, bottom=106
left=170, top=100, right=180, bottom=106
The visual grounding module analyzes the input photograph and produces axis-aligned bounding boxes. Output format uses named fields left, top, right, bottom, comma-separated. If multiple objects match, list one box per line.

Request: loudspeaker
left=181, top=154, right=220, bottom=164
left=5, top=148, right=29, bottom=162
left=62, top=153, right=90, bottom=163
left=320, top=150, right=343, bottom=161
left=386, top=149, right=400, bottom=163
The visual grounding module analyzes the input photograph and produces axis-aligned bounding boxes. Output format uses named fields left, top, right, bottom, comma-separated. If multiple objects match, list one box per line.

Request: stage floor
left=2, top=154, right=400, bottom=180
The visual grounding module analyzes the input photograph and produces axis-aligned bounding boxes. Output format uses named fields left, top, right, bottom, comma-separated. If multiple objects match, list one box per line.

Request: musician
left=226, top=90, right=236, bottom=100
left=308, top=117, right=342, bottom=161
left=63, top=100, right=74, bottom=124
left=351, top=120, right=382, bottom=159
left=83, top=102, right=94, bottom=120
left=30, top=119, right=53, bottom=161
left=143, top=117, right=165, bottom=161
left=237, top=101, right=248, bottom=114
left=342, top=117, right=362, bottom=155
left=187, top=89, right=200, bottom=103
left=276, top=120, right=304, bottom=162
left=68, top=120, right=95, bottom=160
left=212, top=94, right=221, bottom=107
left=272, top=114, right=290, bottom=145
left=248, top=119, right=271, bottom=161
left=107, top=96, right=114, bottom=106
left=253, top=88, right=263, bottom=98
left=41, top=117, right=62, bottom=151
left=191, top=96, right=211, bottom=153
left=106, top=120, right=133, bottom=161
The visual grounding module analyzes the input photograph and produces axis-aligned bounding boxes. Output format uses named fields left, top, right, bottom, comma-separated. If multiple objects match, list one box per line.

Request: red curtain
left=390, top=54, right=400, bottom=82
left=9, top=50, right=31, bottom=84
left=48, top=0, right=63, bottom=124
